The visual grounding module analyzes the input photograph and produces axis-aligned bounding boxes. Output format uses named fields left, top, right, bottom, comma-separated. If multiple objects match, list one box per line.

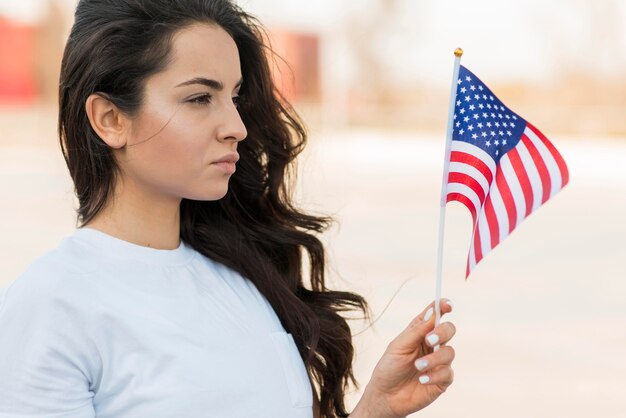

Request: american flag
left=447, top=65, right=569, bottom=277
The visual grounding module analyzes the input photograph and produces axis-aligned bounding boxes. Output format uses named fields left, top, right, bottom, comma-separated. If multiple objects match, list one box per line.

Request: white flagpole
left=433, top=48, right=463, bottom=352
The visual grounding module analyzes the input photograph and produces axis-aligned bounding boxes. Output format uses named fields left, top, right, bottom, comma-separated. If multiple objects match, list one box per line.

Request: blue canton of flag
left=453, top=66, right=526, bottom=163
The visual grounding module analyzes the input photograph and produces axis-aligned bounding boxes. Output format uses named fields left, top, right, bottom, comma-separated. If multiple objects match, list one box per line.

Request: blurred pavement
left=1, top=106, right=625, bottom=417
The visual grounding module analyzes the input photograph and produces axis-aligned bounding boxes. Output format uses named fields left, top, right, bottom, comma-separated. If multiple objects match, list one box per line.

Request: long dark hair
left=58, top=1, right=370, bottom=417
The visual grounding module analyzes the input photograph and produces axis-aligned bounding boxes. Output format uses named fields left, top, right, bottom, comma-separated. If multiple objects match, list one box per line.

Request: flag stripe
left=446, top=192, right=477, bottom=222
left=483, top=192, right=500, bottom=249
left=521, top=133, right=551, bottom=203
left=506, top=148, right=534, bottom=218
left=499, top=154, right=527, bottom=227
left=494, top=164, right=516, bottom=235
left=524, top=126, right=563, bottom=198
left=527, top=122, right=569, bottom=187
left=448, top=161, right=490, bottom=197
left=515, top=138, right=543, bottom=212
left=450, top=149, right=494, bottom=186
left=448, top=172, right=486, bottom=205
left=488, top=178, right=509, bottom=244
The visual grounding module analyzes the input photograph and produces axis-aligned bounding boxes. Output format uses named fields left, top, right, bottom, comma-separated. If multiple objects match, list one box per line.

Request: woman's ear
left=85, top=93, right=129, bottom=149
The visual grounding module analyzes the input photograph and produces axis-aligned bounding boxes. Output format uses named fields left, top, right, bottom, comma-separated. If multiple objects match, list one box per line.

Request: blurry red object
left=0, top=17, right=37, bottom=104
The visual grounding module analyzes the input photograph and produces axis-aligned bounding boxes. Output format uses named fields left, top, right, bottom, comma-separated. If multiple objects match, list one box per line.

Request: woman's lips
left=211, top=161, right=236, bottom=174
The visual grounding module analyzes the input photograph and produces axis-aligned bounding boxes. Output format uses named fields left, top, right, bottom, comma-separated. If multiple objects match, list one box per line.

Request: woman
left=0, top=1, right=456, bottom=417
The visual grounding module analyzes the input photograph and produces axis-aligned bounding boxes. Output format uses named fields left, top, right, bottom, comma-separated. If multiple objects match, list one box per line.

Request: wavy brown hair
left=58, top=0, right=371, bottom=417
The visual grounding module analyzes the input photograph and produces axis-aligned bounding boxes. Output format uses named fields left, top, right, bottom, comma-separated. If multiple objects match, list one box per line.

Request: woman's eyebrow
left=175, top=77, right=243, bottom=90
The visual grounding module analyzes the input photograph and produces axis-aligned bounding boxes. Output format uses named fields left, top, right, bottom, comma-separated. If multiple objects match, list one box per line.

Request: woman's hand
left=351, top=299, right=456, bottom=418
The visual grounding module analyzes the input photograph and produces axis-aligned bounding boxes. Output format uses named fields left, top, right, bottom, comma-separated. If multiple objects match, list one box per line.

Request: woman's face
left=116, top=23, right=247, bottom=202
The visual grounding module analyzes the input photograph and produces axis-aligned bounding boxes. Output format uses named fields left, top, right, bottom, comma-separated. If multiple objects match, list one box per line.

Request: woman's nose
left=218, top=101, right=247, bottom=143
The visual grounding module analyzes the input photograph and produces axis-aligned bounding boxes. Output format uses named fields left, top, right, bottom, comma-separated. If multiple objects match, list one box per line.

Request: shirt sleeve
left=0, top=266, right=98, bottom=418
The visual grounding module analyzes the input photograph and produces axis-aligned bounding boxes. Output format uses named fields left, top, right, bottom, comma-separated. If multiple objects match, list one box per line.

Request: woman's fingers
left=418, top=299, right=453, bottom=322
left=424, top=321, right=457, bottom=348
left=416, top=364, right=455, bottom=387
left=414, top=345, right=455, bottom=373
left=389, top=299, right=454, bottom=353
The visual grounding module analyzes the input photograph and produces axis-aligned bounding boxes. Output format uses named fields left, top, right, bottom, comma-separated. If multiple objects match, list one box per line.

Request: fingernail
left=419, top=375, right=430, bottom=384
left=424, top=307, right=434, bottom=321
left=446, top=299, right=454, bottom=310
left=426, top=333, right=439, bottom=346
left=415, top=358, right=428, bottom=371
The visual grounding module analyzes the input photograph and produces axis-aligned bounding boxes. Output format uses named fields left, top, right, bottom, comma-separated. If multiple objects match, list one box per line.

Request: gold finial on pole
left=454, top=48, right=464, bottom=57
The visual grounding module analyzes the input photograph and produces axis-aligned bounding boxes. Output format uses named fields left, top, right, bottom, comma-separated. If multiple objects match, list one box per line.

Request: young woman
left=0, top=1, right=456, bottom=417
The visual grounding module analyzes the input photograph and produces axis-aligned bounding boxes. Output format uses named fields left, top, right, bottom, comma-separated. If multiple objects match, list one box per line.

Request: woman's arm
left=348, top=300, right=456, bottom=418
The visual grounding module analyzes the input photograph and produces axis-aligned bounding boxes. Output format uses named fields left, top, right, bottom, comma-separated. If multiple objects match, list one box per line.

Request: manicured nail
left=419, top=375, right=430, bottom=384
left=424, top=307, right=434, bottom=321
left=415, top=358, right=428, bottom=371
left=446, top=299, right=454, bottom=310
left=426, top=333, right=439, bottom=346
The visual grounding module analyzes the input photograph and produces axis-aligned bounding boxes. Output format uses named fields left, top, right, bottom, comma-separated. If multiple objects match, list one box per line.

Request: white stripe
left=488, top=177, right=510, bottom=244
left=446, top=183, right=482, bottom=216
left=448, top=161, right=490, bottom=198
left=499, top=154, right=526, bottom=227
left=515, top=139, right=543, bottom=212
left=524, top=127, right=562, bottom=198
left=450, top=140, right=497, bottom=179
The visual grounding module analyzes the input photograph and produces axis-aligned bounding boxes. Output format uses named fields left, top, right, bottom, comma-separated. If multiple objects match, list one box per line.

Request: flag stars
left=474, top=94, right=481, bottom=100
left=455, top=121, right=460, bottom=128
left=456, top=100, right=461, bottom=106
left=465, top=96, right=471, bottom=102
left=477, top=122, right=483, bottom=128
left=464, top=116, right=470, bottom=122
left=478, top=85, right=484, bottom=91
left=494, top=139, right=500, bottom=146
left=460, top=87, right=467, bottom=93
left=468, top=124, right=474, bottom=131
left=478, top=103, right=484, bottom=109
left=481, top=132, right=487, bottom=138
left=472, top=133, right=478, bottom=139
left=482, top=94, right=488, bottom=100
left=470, top=85, right=476, bottom=91
left=482, top=112, right=488, bottom=118
left=490, top=131, right=496, bottom=136
left=490, top=95, right=494, bottom=101
left=473, top=114, right=480, bottom=119
left=485, top=140, right=492, bottom=147
left=506, top=131, right=512, bottom=136
left=457, top=79, right=462, bottom=85
left=502, top=139, right=507, bottom=145
left=459, top=129, right=465, bottom=135
left=469, top=104, right=475, bottom=111
left=499, top=130, right=504, bottom=136
left=495, top=150, right=499, bottom=156
left=465, top=76, right=471, bottom=81
left=494, top=121, right=500, bottom=127
left=460, top=108, right=466, bottom=114
left=486, top=122, right=492, bottom=127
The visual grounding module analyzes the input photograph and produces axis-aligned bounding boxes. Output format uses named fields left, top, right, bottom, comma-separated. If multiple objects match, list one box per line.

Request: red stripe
left=448, top=172, right=486, bottom=204
left=495, top=164, right=517, bottom=234
left=526, top=122, right=569, bottom=187
left=507, top=148, right=533, bottom=218
left=483, top=193, right=500, bottom=249
left=522, top=133, right=551, bottom=204
left=465, top=257, right=470, bottom=279
left=447, top=193, right=477, bottom=222
left=450, top=150, right=493, bottom=185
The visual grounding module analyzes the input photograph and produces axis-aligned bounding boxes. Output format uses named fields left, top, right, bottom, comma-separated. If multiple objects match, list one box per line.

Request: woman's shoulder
left=0, top=235, right=101, bottom=313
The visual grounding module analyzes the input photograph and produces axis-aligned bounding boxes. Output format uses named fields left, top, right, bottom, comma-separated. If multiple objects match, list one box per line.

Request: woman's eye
left=232, top=95, right=242, bottom=109
left=188, top=94, right=212, bottom=105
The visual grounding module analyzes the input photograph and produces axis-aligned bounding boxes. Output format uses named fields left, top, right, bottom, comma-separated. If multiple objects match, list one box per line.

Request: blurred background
left=1, top=0, right=625, bottom=417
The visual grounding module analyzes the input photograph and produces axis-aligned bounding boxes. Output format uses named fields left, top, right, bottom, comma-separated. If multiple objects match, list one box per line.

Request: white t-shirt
left=0, top=227, right=314, bottom=418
